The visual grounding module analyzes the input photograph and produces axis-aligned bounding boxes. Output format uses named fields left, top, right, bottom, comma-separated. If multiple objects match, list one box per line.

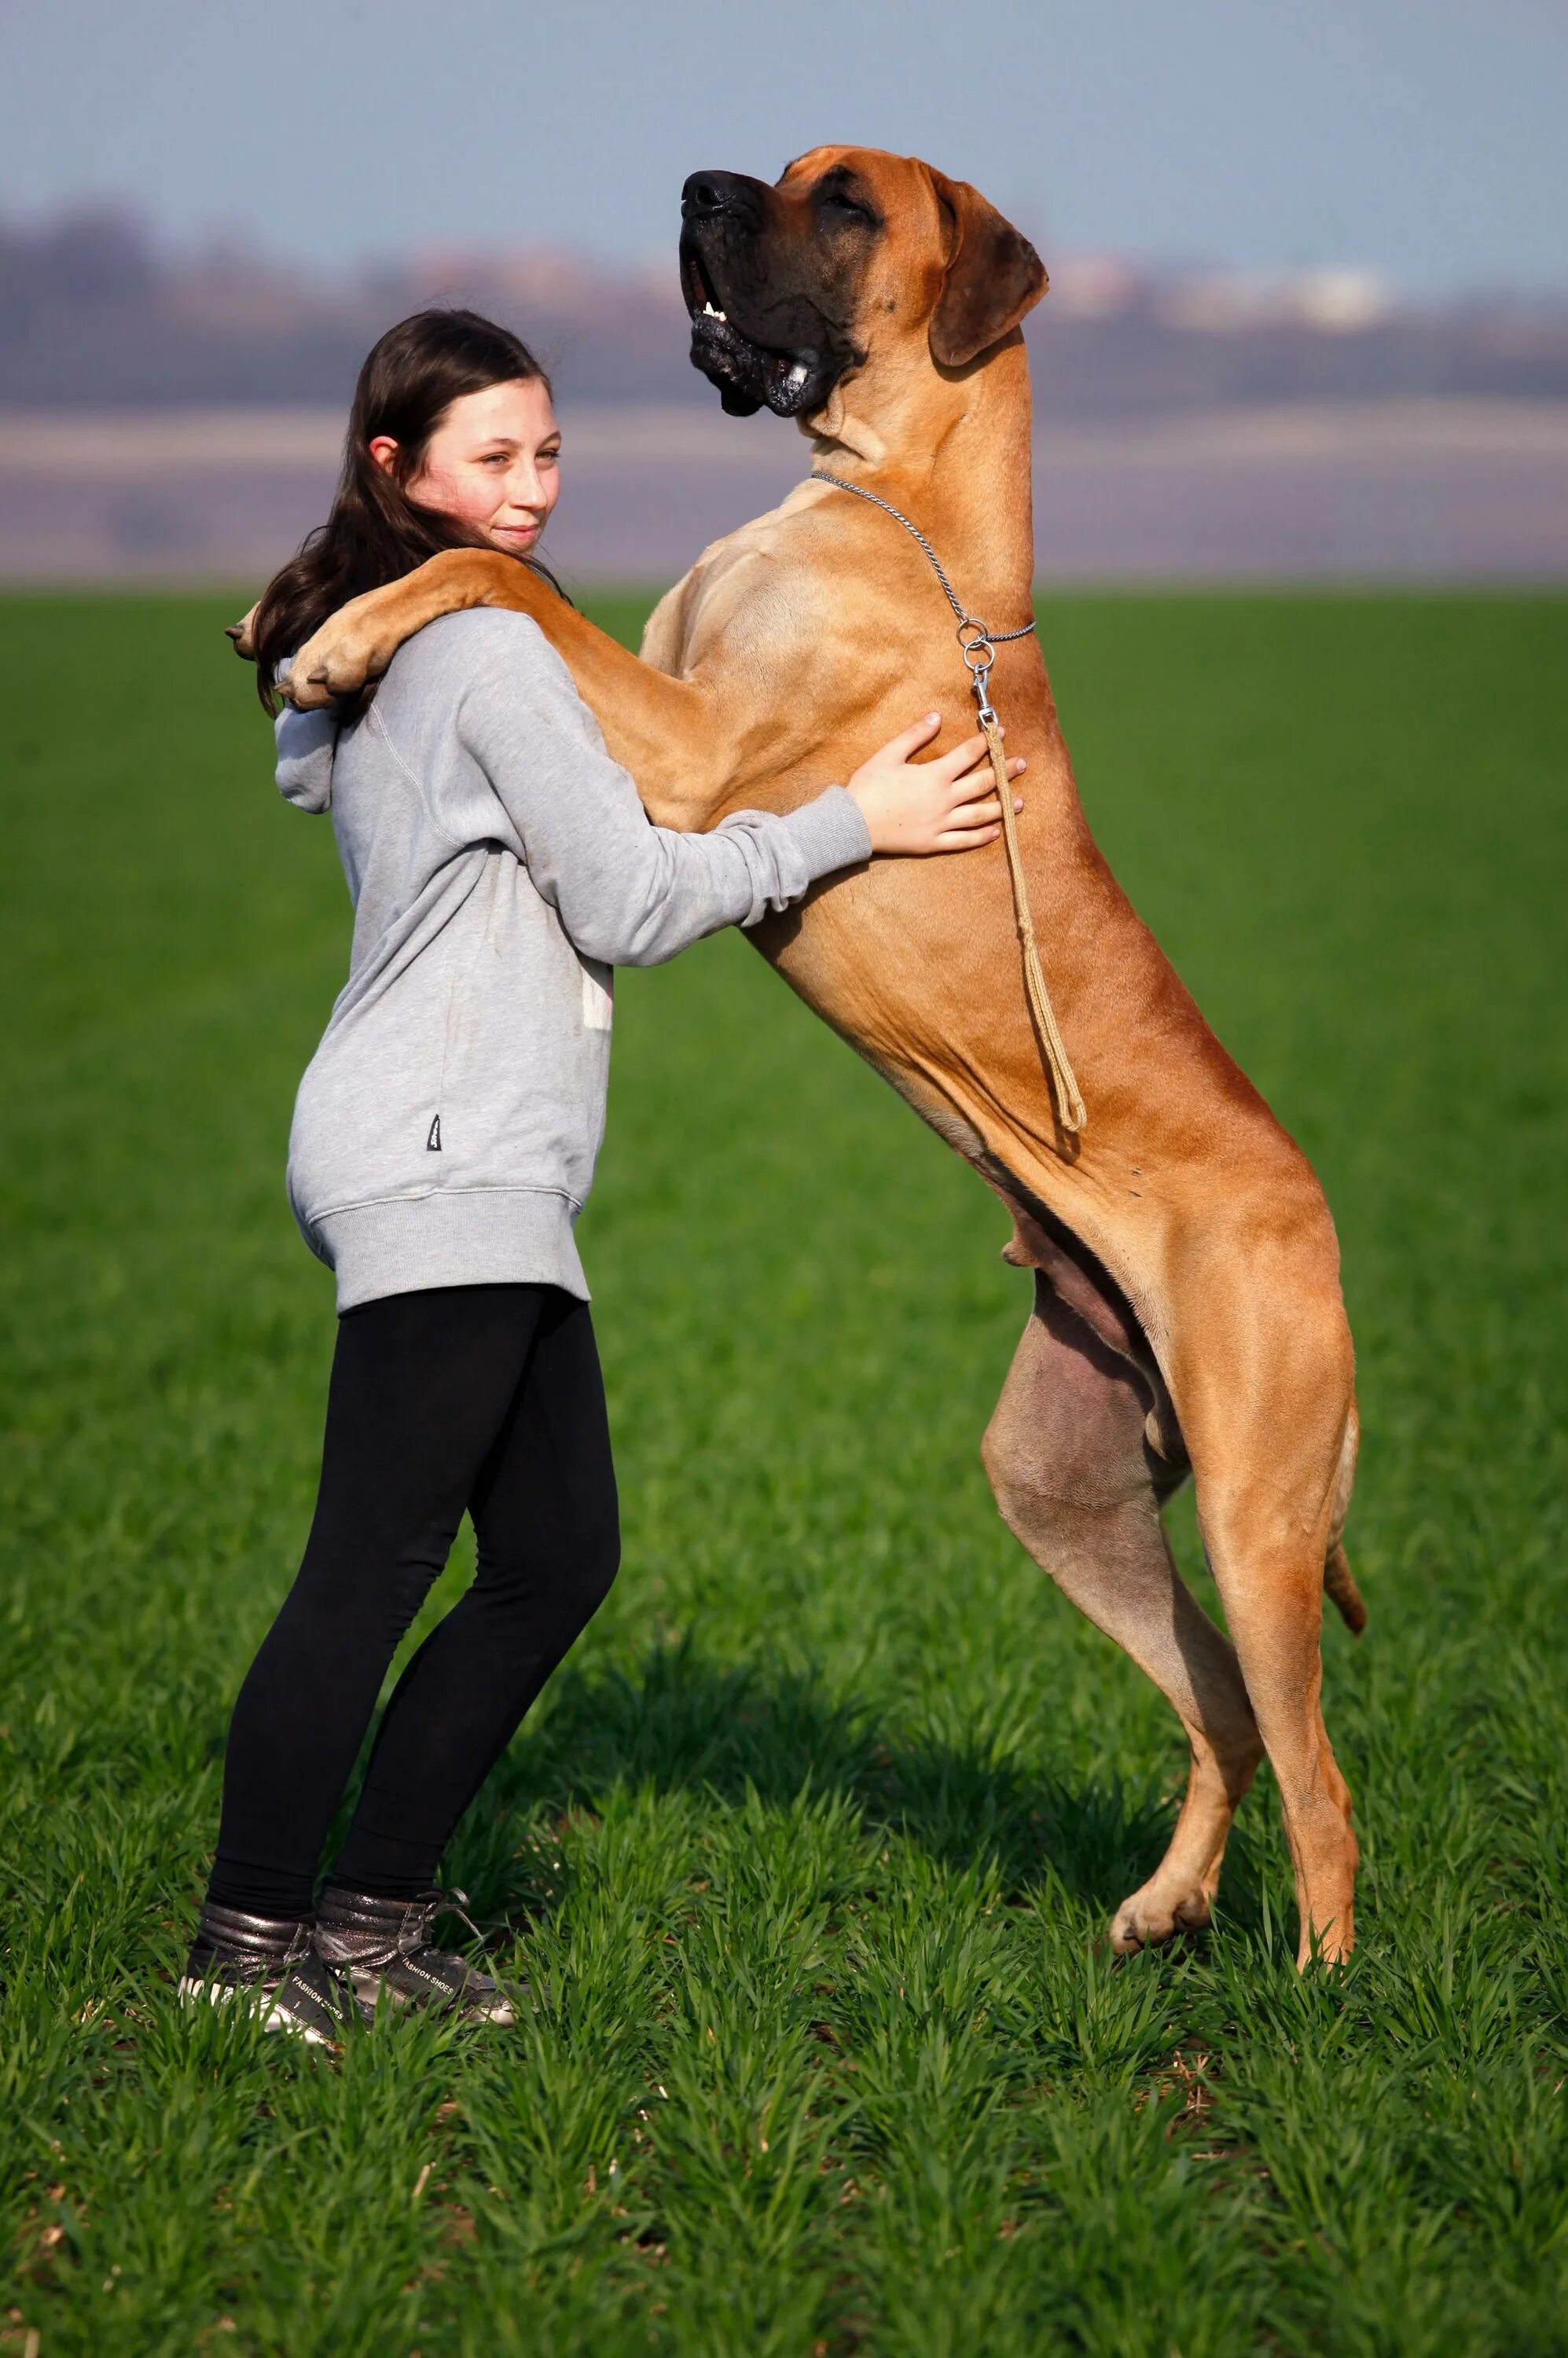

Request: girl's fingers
left=928, top=729, right=993, bottom=782
left=938, top=790, right=1025, bottom=845
left=881, top=711, right=945, bottom=761
left=942, top=748, right=1026, bottom=800
left=946, top=787, right=1024, bottom=824
left=962, top=755, right=1026, bottom=784
left=953, top=759, right=1026, bottom=806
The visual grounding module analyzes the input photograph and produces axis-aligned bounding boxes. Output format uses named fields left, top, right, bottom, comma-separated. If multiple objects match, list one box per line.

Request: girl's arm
left=452, top=613, right=1013, bottom=970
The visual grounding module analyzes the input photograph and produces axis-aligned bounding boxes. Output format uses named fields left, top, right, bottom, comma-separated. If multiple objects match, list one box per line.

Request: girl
left=184, top=309, right=1023, bottom=2040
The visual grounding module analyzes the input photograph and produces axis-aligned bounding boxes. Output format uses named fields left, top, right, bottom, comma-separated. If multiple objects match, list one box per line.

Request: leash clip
left=957, top=617, right=998, bottom=728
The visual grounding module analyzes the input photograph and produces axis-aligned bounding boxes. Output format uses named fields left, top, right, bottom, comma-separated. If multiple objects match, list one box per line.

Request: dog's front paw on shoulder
left=285, top=620, right=384, bottom=708
left=281, top=656, right=340, bottom=711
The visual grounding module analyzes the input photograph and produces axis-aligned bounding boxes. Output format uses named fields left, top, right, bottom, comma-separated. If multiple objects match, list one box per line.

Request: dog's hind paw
left=1110, top=1881, right=1213, bottom=1955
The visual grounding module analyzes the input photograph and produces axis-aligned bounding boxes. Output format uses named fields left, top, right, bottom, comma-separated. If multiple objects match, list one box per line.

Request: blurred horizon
left=4, top=0, right=1564, bottom=585
left=13, top=196, right=1568, bottom=415
left=4, top=196, right=1567, bottom=586
left=9, top=192, right=1568, bottom=317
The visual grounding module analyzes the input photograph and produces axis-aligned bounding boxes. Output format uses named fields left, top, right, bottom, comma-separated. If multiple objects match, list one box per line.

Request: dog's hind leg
left=1176, top=1262, right=1360, bottom=1967
left=982, top=1276, right=1263, bottom=1952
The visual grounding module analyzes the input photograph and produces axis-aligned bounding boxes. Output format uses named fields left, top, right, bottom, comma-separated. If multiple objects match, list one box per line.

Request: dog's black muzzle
left=679, top=167, right=857, bottom=420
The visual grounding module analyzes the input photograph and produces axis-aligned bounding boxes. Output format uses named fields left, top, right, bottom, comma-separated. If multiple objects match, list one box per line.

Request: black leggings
left=208, top=1283, right=619, bottom=1918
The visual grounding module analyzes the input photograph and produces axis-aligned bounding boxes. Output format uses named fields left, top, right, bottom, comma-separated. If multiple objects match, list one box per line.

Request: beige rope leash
left=978, top=707, right=1087, bottom=1133
left=813, top=471, right=1086, bottom=1133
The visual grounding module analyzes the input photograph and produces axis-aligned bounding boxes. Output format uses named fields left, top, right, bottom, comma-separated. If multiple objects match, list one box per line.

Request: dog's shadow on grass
left=467, top=1641, right=1258, bottom=1931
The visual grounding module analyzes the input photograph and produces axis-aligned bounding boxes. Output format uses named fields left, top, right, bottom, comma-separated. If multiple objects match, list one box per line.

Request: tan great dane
left=270, top=148, right=1364, bottom=1966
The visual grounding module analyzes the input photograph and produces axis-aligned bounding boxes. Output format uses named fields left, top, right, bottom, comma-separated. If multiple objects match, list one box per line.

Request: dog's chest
left=642, top=507, right=819, bottom=680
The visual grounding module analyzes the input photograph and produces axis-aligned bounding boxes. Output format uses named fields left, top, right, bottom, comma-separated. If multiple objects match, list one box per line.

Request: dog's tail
left=1321, top=1398, right=1366, bottom=1635
left=1324, top=1539, right=1367, bottom=1635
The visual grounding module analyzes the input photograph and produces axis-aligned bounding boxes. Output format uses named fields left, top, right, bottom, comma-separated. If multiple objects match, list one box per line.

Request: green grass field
left=3, top=588, right=1566, bottom=2356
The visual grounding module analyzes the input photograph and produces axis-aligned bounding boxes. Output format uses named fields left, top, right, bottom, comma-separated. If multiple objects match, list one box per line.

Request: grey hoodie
left=275, top=608, right=872, bottom=1310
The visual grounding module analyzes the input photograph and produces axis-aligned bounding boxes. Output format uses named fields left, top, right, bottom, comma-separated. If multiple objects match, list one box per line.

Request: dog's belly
left=755, top=850, right=1026, bottom=1118
left=752, top=852, right=1189, bottom=1466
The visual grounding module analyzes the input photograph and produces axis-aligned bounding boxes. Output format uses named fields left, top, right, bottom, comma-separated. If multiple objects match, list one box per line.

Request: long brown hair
left=250, top=308, right=564, bottom=711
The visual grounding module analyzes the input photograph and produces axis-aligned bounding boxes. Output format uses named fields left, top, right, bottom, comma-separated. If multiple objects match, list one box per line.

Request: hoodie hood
left=275, top=700, right=339, bottom=814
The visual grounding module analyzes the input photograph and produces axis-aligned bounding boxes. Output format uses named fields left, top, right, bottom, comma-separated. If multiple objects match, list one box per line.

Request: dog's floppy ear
left=927, top=169, right=1047, bottom=369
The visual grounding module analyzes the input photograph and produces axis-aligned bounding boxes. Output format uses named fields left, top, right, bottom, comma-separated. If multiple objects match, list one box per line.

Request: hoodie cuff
left=274, top=703, right=339, bottom=814
left=771, top=784, right=874, bottom=882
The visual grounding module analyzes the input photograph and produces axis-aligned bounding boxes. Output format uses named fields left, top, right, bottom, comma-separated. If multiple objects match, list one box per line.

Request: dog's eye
left=819, top=186, right=877, bottom=229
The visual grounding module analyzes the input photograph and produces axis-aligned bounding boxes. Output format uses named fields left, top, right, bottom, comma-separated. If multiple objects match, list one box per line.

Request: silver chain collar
left=810, top=469, right=1036, bottom=724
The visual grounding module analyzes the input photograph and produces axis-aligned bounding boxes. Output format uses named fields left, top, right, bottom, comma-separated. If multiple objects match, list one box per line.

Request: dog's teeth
left=701, top=300, right=726, bottom=321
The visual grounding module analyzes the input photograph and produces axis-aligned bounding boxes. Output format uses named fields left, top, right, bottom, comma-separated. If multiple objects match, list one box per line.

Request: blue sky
left=3, top=0, right=1565, bottom=294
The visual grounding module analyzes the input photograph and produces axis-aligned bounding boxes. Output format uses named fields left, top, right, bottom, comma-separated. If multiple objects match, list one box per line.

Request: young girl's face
left=371, top=377, right=562, bottom=556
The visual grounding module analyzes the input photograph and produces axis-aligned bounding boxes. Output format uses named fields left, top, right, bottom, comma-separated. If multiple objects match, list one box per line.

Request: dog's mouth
left=679, top=234, right=850, bottom=420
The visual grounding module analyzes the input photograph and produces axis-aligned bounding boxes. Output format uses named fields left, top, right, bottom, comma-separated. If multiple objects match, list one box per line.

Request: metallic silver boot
left=313, top=1884, right=524, bottom=2024
left=179, top=1901, right=362, bottom=2045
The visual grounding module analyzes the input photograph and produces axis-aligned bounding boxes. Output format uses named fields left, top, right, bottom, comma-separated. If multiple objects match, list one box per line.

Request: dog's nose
left=681, top=170, right=764, bottom=224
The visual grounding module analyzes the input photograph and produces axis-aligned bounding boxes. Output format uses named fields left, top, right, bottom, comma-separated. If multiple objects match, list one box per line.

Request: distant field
left=6, top=400, right=1568, bottom=581
left=3, top=591, right=1566, bottom=2354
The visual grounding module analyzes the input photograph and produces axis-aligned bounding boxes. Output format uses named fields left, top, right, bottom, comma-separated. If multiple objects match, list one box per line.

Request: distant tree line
left=4, top=207, right=1566, bottom=414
